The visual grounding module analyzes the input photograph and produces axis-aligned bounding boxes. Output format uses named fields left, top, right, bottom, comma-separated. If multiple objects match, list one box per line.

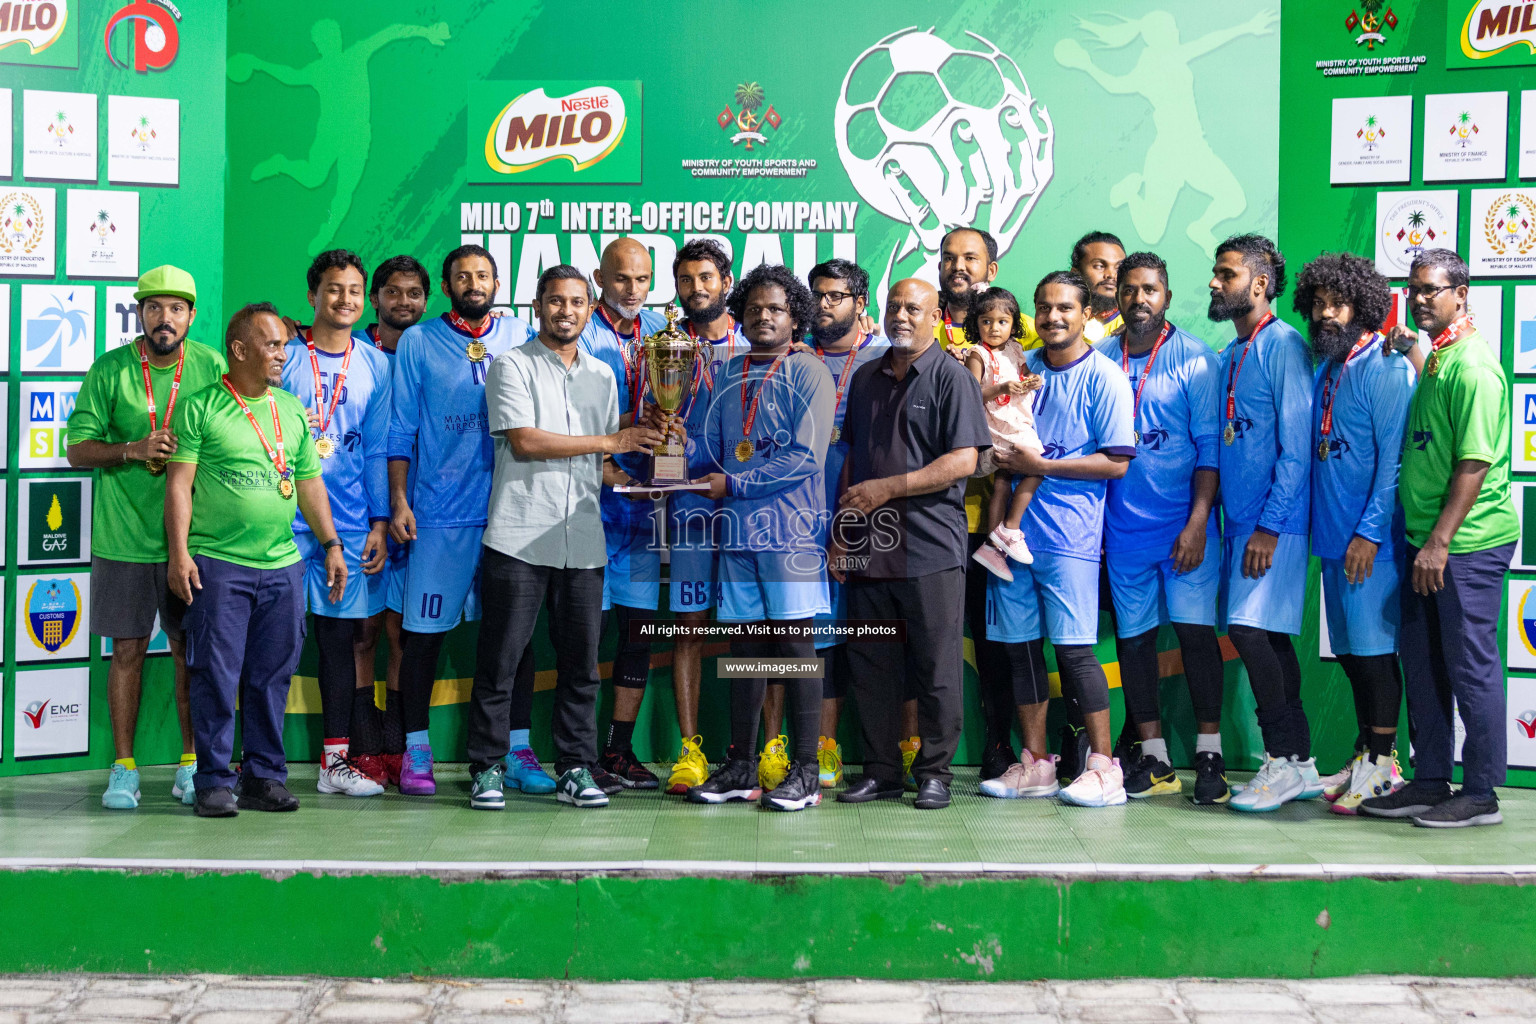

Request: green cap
left=134, top=264, right=197, bottom=305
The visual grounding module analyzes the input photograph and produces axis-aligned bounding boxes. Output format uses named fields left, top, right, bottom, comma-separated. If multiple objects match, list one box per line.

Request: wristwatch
left=321, top=538, right=344, bottom=551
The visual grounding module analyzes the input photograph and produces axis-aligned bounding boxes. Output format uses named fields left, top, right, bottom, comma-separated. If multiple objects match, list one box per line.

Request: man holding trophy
left=467, top=265, right=663, bottom=810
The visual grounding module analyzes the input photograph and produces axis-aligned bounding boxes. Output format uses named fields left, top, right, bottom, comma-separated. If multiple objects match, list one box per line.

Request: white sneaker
left=1330, top=754, right=1396, bottom=816
left=989, top=525, right=1034, bottom=565
left=1229, top=754, right=1304, bottom=813
left=1293, top=755, right=1325, bottom=799
left=1321, top=752, right=1364, bottom=801
left=971, top=541, right=1014, bottom=581
left=317, top=752, right=385, bottom=797
left=1058, top=753, right=1126, bottom=807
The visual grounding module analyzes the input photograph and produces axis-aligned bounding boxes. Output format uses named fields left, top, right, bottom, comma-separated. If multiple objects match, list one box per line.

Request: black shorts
left=89, top=555, right=186, bottom=641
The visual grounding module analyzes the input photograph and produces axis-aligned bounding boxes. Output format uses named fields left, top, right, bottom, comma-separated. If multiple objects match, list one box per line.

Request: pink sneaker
left=1058, top=752, right=1127, bottom=807
left=971, top=541, right=1014, bottom=581
left=399, top=743, right=436, bottom=796
left=989, top=524, right=1034, bottom=565
left=980, top=750, right=1059, bottom=798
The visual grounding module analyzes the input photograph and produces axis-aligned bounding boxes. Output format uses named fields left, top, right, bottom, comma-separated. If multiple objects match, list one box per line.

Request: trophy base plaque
left=612, top=482, right=712, bottom=495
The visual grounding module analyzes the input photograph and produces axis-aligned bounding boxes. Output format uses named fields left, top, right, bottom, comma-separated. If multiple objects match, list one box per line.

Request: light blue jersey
left=1095, top=324, right=1220, bottom=554
left=1311, top=337, right=1414, bottom=561
left=815, top=334, right=891, bottom=510
left=1216, top=314, right=1313, bottom=538
left=282, top=335, right=391, bottom=535
left=582, top=306, right=667, bottom=532
left=387, top=312, right=527, bottom=528
left=703, top=349, right=836, bottom=552
left=1019, top=346, right=1136, bottom=561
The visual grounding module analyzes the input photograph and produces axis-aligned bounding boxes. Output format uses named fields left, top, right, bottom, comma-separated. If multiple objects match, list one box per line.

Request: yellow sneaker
left=900, top=735, right=921, bottom=791
left=667, top=735, right=709, bottom=795
left=817, top=736, right=843, bottom=788
left=758, top=734, right=790, bottom=791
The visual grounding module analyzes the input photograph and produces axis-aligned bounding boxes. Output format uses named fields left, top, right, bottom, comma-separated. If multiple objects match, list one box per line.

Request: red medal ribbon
left=941, top=311, right=967, bottom=349
left=687, top=316, right=736, bottom=388
left=1225, top=311, right=1276, bottom=425
left=221, top=375, right=288, bottom=478
left=1430, top=313, right=1475, bottom=356
left=1122, top=322, right=1173, bottom=430
left=1319, top=331, right=1378, bottom=443
left=303, top=329, right=353, bottom=438
left=138, top=338, right=185, bottom=434
left=740, top=349, right=791, bottom=441
left=815, top=329, right=869, bottom=421
left=974, top=341, right=1018, bottom=407
left=446, top=308, right=493, bottom=339
left=365, top=324, right=385, bottom=350
left=596, top=305, right=649, bottom=413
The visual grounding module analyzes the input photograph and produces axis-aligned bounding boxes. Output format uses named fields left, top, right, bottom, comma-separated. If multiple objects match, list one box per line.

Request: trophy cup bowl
left=640, top=304, right=701, bottom=487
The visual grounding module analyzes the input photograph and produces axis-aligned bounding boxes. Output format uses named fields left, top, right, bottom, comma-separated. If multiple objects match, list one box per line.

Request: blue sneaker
left=173, top=764, right=196, bottom=805
left=506, top=747, right=557, bottom=794
left=102, top=764, right=141, bottom=810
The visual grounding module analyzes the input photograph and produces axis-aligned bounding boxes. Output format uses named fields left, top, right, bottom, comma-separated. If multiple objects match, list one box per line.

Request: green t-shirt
left=1399, top=330, right=1519, bottom=553
left=67, top=339, right=228, bottom=563
left=168, top=381, right=322, bottom=570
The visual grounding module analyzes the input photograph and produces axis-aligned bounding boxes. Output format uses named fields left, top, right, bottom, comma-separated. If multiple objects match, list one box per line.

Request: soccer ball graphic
left=835, top=28, right=1053, bottom=272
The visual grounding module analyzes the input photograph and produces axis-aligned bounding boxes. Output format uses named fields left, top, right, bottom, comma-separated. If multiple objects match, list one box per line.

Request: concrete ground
left=1, top=974, right=1535, bottom=1023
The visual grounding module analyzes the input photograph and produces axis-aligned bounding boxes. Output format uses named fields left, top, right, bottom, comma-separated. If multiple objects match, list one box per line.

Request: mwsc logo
left=471, top=81, right=640, bottom=184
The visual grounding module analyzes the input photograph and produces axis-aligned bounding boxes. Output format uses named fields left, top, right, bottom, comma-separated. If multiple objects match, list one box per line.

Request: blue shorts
left=603, top=524, right=661, bottom=612
left=813, top=578, right=847, bottom=651
left=296, top=530, right=384, bottom=620
left=986, top=549, right=1103, bottom=645
left=383, top=538, right=407, bottom=615
left=717, top=548, right=829, bottom=623
left=400, top=526, right=484, bottom=633
left=668, top=522, right=717, bottom=613
left=1105, top=536, right=1220, bottom=638
left=1220, top=529, right=1309, bottom=635
left=1321, top=555, right=1401, bottom=656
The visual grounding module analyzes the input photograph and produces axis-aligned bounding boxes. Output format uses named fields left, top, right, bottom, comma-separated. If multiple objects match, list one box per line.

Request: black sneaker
left=235, top=776, right=299, bottom=812
left=599, top=748, right=660, bottom=790
left=1056, top=725, right=1090, bottom=785
left=981, top=739, right=1017, bottom=782
left=589, top=764, right=627, bottom=796
left=1124, top=754, right=1182, bottom=798
left=194, top=786, right=238, bottom=818
left=761, top=762, right=821, bottom=812
left=687, top=756, right=761, bottom=804
left=1111, top=723, right=1141, bottom=772
left=1359, top=779, right=1452, bottom=819
left=1412, top=791, right=1502, bottom=828
left=1191, top=750, right=1231, bottom=805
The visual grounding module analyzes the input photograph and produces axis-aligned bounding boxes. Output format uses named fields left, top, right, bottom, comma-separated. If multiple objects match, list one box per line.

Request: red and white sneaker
left=318, top=751, right=385, bottom=797
left=351, top=753, right=387, bottom=788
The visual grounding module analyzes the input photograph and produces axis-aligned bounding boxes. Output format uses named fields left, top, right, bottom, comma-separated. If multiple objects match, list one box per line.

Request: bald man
left=832, top=279, right=992, bottom=810
left=578, top=237, right=671, bottom=792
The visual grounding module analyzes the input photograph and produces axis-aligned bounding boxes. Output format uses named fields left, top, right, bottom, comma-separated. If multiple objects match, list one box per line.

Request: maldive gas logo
left=483, top=84, right=626, bottom=176
left=104, top=0, right=179, bottom=74
left=25, top=576, right=79, bottom=653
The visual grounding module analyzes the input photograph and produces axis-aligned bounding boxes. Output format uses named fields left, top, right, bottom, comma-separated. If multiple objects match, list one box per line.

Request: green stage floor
left=2, top=762, right=1533, bottom=875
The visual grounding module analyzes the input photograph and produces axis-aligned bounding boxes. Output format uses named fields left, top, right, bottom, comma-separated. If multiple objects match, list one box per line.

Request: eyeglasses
left=1407, top=284, right=1455, bottom=300
left=813, top=290, right=853, bottom=306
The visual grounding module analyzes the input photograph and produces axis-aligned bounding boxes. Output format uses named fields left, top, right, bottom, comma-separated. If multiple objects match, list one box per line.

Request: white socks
left=1196, top=732, right=1222, bottom=755
left=1142, top=737, right=1169, bottom=765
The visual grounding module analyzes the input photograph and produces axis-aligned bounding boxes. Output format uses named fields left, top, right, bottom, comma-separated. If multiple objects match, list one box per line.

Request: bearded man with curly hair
left=1292, top=252, right=1415, bottom=815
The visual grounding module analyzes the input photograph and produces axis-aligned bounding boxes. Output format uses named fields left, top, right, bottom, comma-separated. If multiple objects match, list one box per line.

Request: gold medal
left=830, top=426, right=841, bottom=444
left=1318, top=440, right=1330, bottom=462
left=145, top=458, right=166, bottom=475
left=278, top=477, right=295, bottom=500
left=1425, top=352, right=1440, bottom=377
left=1133, top=429, right=1141, bottom=446
left=315, top=435, right=336, bottom=459
left=1223, top=422, right=1236, bottom=446
left=734, top=439, right=754, bottom=462
left=466, top=340, right=488, bottom=363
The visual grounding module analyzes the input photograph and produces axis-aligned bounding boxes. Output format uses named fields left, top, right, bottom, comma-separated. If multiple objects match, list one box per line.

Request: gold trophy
left=637, top=304, right=702, bottom=487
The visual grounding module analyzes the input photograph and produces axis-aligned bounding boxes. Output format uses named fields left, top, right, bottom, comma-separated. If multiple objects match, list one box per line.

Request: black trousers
left=846, top=567, right=966, bottom=784
left=466, top=547, right=604, bottom=775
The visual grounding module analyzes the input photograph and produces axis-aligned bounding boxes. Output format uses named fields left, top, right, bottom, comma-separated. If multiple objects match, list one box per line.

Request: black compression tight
left=400, top=629, right=534, bottom=734
left=1228, top=625, right=1309, bottom=758
left=611, top=604, right=653, bottom=690
left=728, top=626, right=819, bottom=764
left=312, top=615, right=359, bottom=740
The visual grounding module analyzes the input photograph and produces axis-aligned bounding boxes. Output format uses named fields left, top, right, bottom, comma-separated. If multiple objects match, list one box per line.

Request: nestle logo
left=561, top=94, right=608, bottom=113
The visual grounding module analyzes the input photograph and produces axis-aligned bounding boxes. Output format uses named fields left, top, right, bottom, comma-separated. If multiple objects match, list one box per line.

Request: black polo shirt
left=840, top=340, right=991, bottom=579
